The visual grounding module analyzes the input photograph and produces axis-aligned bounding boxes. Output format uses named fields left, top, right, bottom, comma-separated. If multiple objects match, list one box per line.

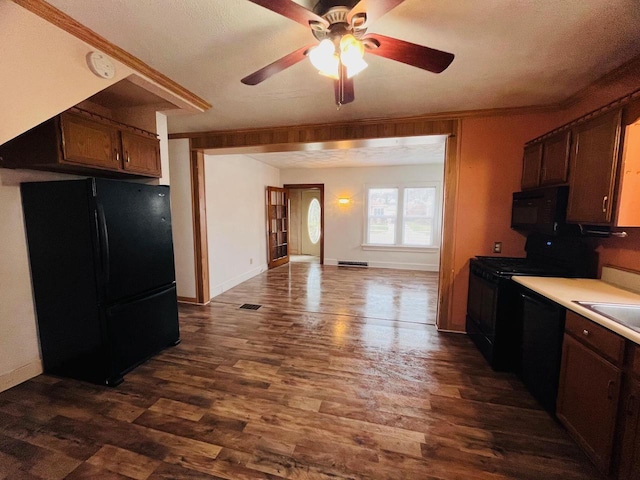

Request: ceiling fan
left=241, top=0, right=455, bottom=107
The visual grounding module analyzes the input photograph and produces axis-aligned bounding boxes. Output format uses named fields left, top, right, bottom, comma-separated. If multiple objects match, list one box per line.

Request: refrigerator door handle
left=97, top=204, right=110, bottom=286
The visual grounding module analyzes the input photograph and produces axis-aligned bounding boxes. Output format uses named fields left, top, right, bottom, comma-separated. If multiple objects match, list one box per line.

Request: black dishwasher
left=520, top=288, right=566, bottom=414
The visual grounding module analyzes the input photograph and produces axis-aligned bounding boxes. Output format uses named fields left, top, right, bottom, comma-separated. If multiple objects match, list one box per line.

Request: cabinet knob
left=602, top=195, right=608, bottom=213
left=126, top=152, right=130, bottom=163
left=115, top=150, right=119, bottom=162
left=582, top=329, right=590, bottom=336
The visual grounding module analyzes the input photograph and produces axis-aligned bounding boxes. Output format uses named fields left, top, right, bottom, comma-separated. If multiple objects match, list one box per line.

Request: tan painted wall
left=0, top=2, right=134, bottom=145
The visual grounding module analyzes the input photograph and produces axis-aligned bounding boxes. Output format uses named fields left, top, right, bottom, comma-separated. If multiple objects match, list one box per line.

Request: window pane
left=307, top=198, right=321, bottom=244
left=368, top=188, right=397, bottom=244
left=403, top=187, right=436, bottom=246
left=403, top=217, right=432, bottom=245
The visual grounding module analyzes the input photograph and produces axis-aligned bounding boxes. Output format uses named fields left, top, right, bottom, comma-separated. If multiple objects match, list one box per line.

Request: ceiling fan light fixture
left=346, top=57, right=367, bottom=78
left=309, top=38, right=339, bottom=78
left=339, top=34, right=367, bottom=78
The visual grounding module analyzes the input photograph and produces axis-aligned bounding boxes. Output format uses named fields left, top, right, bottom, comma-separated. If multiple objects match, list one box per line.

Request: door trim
left=190, top=146, right=210, bottom=303
left=187, top=119, right=459, bottom=329
left=284, top=184, right=324, bottom=265
left=266, top=186, right=290, bottom=269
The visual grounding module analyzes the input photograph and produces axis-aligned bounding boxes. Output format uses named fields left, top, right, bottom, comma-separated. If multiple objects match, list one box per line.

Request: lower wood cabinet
left=556, top=310, right=640, bottom=478
left=557, top=332, right=622, bottom=474
left=617, top=346, right=640, bottom=480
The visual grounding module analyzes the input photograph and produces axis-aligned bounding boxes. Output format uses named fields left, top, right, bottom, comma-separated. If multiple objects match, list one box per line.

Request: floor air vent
left=239, top=303, right=262, bottom=310
left=337, top=261, right=369, bottom=267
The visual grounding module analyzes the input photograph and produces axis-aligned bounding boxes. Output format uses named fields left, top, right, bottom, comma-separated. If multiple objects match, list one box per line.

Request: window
left=365, top=184, right=439, bottom=247
left=367, top=188, right=398, bottom=245
left=307, top=198, right=321, bottom=244
left=403, top=187, right=436, bottom=246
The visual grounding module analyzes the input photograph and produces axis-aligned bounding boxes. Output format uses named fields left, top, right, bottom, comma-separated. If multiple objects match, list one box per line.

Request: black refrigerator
left=21, top=178, right=180, bottom=386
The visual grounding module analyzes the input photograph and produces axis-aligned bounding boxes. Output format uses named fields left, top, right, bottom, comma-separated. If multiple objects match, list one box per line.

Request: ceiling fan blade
left=247, top=0, right=329, bottom=29
left=347, top=0, right=405, bottom=28
left=334, top=65, right=355, bottom=106
left=241, top=44, right=314, bottom=85
left=363, top=33, right=454, bottom=73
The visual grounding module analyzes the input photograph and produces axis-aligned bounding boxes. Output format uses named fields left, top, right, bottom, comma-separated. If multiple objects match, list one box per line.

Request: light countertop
left=513, top=276, right=640, bottom=345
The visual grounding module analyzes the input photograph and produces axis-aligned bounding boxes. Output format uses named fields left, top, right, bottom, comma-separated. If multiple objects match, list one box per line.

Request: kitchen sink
left=574, top=301, right=640, bottom=332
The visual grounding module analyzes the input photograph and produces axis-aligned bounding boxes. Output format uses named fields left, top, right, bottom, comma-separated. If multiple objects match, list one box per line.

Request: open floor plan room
left=0, top=264, right=599, bottom=479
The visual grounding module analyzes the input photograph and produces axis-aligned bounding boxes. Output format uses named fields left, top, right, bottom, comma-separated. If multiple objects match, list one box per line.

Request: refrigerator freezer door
left=105, top=284, right=180, bottom=383
left=94, top=179, right=176, bottom=303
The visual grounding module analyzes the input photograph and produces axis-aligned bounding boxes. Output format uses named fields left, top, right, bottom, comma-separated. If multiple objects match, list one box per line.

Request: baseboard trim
left=0, top=359, right=43, bottom=393
left=177, top=296, right=198, bottom=303
left=436, top=328, right=465, bottom=334
left=210, top=264, right=268, bottom=299
left=325, top=258, right=438, bottom=271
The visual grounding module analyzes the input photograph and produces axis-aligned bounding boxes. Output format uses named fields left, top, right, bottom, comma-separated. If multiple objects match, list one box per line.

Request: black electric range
left=466, top=234, right=596, bottom=372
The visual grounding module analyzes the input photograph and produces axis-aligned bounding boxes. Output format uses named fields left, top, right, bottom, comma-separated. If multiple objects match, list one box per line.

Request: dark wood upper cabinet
left=0, top=108, right=161, bottom=178
left=60, top=112, right=120, bottom=170
left=540, top=130, right=571, bottom=186
left=121, top=131, right=161, bottom=176
left=566, top=109, right=622, bottom=224
left=521, top=143, right=543, bottom=189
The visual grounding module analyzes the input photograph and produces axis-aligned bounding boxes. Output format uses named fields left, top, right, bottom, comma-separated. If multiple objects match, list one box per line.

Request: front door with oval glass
left=301, top=191, right=321, bottom=257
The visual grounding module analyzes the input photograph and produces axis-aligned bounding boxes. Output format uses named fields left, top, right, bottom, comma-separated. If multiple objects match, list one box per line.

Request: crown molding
left=560, top=53, right=640, bottom=110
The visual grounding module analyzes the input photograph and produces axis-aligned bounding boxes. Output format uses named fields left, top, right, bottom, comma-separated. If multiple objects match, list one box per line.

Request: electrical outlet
left=493, top=242, right=502, bottom=254
left=250, top=258, right=253, bottom=265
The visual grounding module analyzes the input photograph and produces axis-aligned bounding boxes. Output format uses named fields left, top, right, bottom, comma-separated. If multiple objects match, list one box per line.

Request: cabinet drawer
left=565, top=310, right=625, bottom=365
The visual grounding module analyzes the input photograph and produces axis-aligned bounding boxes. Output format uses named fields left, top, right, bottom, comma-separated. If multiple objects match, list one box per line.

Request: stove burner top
left=473, top=256, right=572, bottom=277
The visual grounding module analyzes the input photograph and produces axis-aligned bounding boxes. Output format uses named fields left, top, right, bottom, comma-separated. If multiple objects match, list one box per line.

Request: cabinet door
left=60, top=112, right=120, bottom=170
left=540, top=131, right=570, bottom=185
left=617, top=378, right=640, bottom=480
left=521, top=143, right=542, bottom=189
left=557, top=333, right=621, bottom=474
left=121, top=131, right=161, bottom=177
left=566, top=110, right=622, bottom=224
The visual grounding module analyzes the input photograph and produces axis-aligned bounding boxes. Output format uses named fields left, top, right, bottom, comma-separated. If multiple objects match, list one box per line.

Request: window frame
left=362, top=182, right=442, bottom=251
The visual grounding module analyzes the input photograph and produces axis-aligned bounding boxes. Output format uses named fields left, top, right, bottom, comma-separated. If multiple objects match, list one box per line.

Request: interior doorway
left=285, top=184, right=324, bottom=265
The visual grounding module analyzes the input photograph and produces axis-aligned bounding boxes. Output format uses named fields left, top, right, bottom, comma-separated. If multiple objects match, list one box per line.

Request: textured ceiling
left=45, top=0, right=640, bottom=136
left=240, top=135, right=447, bottom=169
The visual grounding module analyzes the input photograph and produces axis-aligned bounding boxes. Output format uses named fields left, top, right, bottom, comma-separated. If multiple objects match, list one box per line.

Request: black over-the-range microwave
left=511, top=185, right=575, bottom=235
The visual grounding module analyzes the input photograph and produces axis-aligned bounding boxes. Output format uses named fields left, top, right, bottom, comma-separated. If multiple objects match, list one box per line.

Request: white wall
left=205, top=154, right=280, bottom=298
left=281, top=164, right=444, bottom=271
left=0, top=169, right=83, bottom=392
left=168, top=139, right=197, bottom=300
left=0, top=2, right=134, bottom=145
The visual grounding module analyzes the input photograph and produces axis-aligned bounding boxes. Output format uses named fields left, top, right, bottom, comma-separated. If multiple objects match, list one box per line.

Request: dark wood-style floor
left=0, top=263, right=601, bottom=479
